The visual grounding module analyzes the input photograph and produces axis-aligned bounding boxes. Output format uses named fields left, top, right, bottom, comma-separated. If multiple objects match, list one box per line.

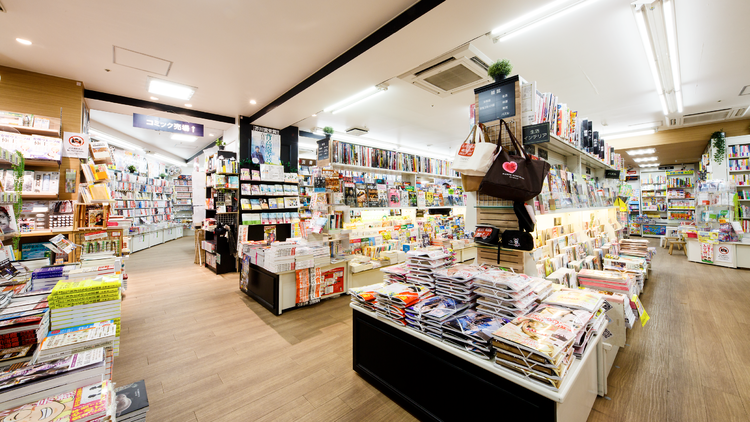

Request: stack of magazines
left=433, top=264, right=484, bottom=302
left=375, top=283, right=433, bottom=325
left=405, top=250, right=454, bottom=291
left=441, top=309, right=507, bottom=359
left=349, top=283, right=385, bottom=313
left=0, top=380, right=114, bottom=420
left=403, top=295, right=470, bottom=337
left=542, top=289, right=606, bottom=357
left=380, top=264, right=409, bottom=284
left=491, top=305, right=592, bottom=390
left=474, top=271, right=547, bottom=320
left=577, top=269, right=637, bottom=297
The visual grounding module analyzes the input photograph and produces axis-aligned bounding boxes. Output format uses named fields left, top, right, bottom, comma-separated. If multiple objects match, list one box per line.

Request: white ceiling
left=2, top=0, right=749, bottom=161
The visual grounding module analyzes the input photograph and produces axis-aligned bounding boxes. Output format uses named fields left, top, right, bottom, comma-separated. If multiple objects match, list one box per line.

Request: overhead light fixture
left=627, top=148, right=656, bottom=156
left=89, top=128, right=144, bottom=151
left=249, top=99, right=257, bottom=105
left=603, top=129, right=657, bottom=140
left=15, top=38, right=32, bottom=45
left=184, top=104, right=192, bottom=108
left=150, top=96, right=159, bottom=101
left=640, top=163, right=660, bottom=167
left=633, top=156, right=658, bottom=162
left=171, top=134, right=197, bottom=142
left=633, top=0, right=682, bottom=115
left=311, top=114, right=317, bottom=117
left=209, top=133, right=214, bottom=136
left=325, top=85, right=388, bottom=114
left=152, top=153, right=188, bottom=167
left=147, top=77, right=196, bottom=100
left=490, top=0, right=600, bottom=42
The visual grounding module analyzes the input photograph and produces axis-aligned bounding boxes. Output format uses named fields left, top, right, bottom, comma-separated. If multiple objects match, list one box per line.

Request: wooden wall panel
left=0, top=66, right=84, bottom=133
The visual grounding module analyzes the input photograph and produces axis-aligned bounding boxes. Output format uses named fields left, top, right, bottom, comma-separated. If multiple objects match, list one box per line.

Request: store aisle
left=589, top=240, right=750, bottom=422
left=113, top=237, right=416, bottom=422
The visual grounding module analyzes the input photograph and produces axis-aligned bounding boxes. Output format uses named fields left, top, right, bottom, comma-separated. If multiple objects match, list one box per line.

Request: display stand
left=204, top=150, right=238, bottom=274
left=352, top=306, right=603, bottom=422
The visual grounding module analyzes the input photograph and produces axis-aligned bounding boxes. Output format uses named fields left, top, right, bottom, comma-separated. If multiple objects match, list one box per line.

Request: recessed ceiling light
left=209, top=133, right=214, bottom=136
left=627, top=148, right=656, bottom=156
left=184, top=104, right=192, bottom=108
left=171, top=134, right=197, bottom=142
left=150, top=96, right=159, bottom=101
left=640, top=163, right=660, bottom=168
left=312, top=114, right=317, bottom=117
left=15, top=38, right=32, bottom=45
left=148, top=77, right=196, bottom=100
left=249, top=99, right=257, bottom=105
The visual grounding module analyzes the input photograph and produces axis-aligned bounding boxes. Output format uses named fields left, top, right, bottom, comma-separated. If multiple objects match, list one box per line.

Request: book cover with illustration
left=355, top=184, right=367, bottom=208
left=264, top=225, right=277, bottom=243
left=377, top=184, right=388, bottom=207
left=114, top=379, right=149, bottom=418
left=366, top=183, right=379, bottom=208
left=345, top=183, right=357, bottom=207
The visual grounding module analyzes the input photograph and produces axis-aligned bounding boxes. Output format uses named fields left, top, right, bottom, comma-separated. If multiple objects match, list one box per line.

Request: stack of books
left=47, top=278, right=122, bottom=357
left=433, top=264, right=484, bottom=302
left=115, top=380, right=150, bottom=422
left=375, top=283, right=432, bottom=325
left=0, top=348, right=107, bottom=411
left=618, top=239, right=650, bottom=258
left=441, top=309, right=507, bottom=360
left=404, top=296, right=470, bottom=338
left=577, top=269, right=638, bottom=297
left=380, top=264, right=408, bottom=283
left=542, top=289, right=606, bottom=357
left=349, top=283, right=385, bottom=313
left=0, top=380, right=114, bottom=420
left=474, top=271, right=546, bottom=320
left=35, top=321, right=117, bottom=379
left=491, top=305, right=591, bottom=390
left=404, top=250, right=453, bottom=291
left=0, top=290, right=51, bottom=370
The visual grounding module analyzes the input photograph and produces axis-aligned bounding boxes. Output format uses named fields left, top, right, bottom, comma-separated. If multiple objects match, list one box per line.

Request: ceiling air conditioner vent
left=399, top=43, right=492, bottom=98
left=345, top=127, right=369, bottom=136
left=682, top=108, right=732, bottom=125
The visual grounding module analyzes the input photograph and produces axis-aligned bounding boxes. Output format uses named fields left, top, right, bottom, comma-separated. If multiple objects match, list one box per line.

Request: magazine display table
left=352, top=306, right=602, bottom=422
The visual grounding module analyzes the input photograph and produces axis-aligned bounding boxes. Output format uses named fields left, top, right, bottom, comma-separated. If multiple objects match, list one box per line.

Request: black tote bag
left=479, top=120, right=551, bottom=202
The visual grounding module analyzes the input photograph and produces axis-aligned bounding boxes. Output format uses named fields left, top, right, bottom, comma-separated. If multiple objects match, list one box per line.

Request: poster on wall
left=716, top=245, right=732, bottom=263
left=251, top=127, right=281, bottom=165
left=62, top=132, right=90, bottom=159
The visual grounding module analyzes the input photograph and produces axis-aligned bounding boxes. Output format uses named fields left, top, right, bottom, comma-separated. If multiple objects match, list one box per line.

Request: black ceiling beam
left=84, top=89, right=236, bottom=124
left=243, top=0, right=445, bottom=124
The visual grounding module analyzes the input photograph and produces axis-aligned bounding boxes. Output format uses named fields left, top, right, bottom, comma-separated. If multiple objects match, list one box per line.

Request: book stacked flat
left=577, top=269, right=637, bottom=297
left=603, top=256, right=646, bottom=293
left=349, top=283, right=385, bottom=313
left=433, top=264, right=485, bottom=303
left=0, top=290, right=52, bottom=371
left=542, top=289, right=605, bottom=358
left=311, top=243, right=330, bottom=267
left=262, top=242, right=297, bottom=273
left=474, top=271, right=548, bottom=320
left=404, top=250, right=453, bottom=291
left=375, top=283, right=432, bottom=326
left=441, top=309, right=508, bottom=360
left=47, top=278, right=122, bottom=357
left=618, top=239, right=650, bottom=258
left=405, top=296, right=470, bottom=338
left=0, top=380, right=114, bottom=421
left=491, top=305, right=591, bottom=390
left=29, top=264, right=78, bottom=292
left=115, top=379, right=150, bottom=422
left=0, top=348, right=106, bottom=411
left=380, top=264, right=409, bottom=284
left=35, top=321, right=117, bottom=380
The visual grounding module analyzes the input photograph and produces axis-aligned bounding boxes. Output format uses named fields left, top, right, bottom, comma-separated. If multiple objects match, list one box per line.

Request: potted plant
left=216, top=138, right=225, bottom=151
left=127, top=165, right=137, bottom=174
left=159, top=173, right=167, bottom=179
left=488, top=59, right=513, bottom=83
left=323, top=126, right=334, bottom=138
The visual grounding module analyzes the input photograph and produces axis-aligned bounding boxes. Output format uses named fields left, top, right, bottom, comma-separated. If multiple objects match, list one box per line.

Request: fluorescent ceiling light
left=633, top=0, right=682, bottom=115
left=15, top=38, right=32, bottom=45
left=171, top=134, right=197, bottom=142
left=640, top=163, right=660, bottom=167
left=184, top=104, right=192, bottom=108
left=152, top=153, right=187, bottom=167
left=89, top=128, right=144, bottom=151
left=249, top=99, right=257, bottom=105
left=150, top=96, right=159, bottom=101
left=324, top=85, right=387, bottom=114
left=627, top=148, right=656, bottom=156
left=633, top=156, right=658, bottom=162
left=604, top=129, right=656, bottom=140
left=148, top=77, right=196, bottom=100
left=491, top=0, right=599, bottom=42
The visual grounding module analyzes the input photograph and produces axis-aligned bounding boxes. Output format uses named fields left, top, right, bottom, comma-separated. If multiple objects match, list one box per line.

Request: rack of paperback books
left=173, top=174, right=193, bottom=228
left=203, top=151, right=239, bottom=274
left=347, top=240, right=646, bottom=420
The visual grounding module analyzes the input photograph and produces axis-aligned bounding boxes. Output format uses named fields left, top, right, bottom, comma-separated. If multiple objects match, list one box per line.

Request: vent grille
left=682, top=109, right=731, bottom=125
left=415, top=57, right=455, bottom=77
left=469, top=56, right=490, bottom=71
left=424, top=64, right=483, bottom=92
left=345, top=127, right=369, bottom=136
left=736, top=108, right=748, bottom=117
left=740, top=85, right=750, bottom=96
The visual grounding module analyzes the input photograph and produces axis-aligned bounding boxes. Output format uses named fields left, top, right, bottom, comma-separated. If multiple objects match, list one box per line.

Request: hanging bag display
left=452, top=123, right=496, bottom=177
left=499, top=201, right=536, bottom=252
left=479, top=120, right=551, bottom=202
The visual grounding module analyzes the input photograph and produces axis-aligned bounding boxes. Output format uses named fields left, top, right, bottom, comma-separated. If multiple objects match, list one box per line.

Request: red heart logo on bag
left=502, top=161, right=518, bottom=174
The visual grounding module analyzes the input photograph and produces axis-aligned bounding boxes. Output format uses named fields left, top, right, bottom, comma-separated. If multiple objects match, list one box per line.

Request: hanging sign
left=133, top=113, right=204, bottom=136
left=475, top=77, right=517, bottom=124
left=62, top=132, right=90, bottom=159
left=522, top=122, right=550, bottom=145
left=605, top=170, right=621, bottom=179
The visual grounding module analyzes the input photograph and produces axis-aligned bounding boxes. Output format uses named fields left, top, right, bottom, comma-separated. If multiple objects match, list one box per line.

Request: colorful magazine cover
left=0, top=380, right=112, bottom=421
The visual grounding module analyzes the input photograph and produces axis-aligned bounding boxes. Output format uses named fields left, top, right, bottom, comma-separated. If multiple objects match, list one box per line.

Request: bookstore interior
left=0, top=0, right=749, bottom=421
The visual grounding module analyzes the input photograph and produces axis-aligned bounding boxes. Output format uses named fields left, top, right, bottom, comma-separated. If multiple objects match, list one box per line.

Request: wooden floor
left=113, top=237, right=750, bottom=422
